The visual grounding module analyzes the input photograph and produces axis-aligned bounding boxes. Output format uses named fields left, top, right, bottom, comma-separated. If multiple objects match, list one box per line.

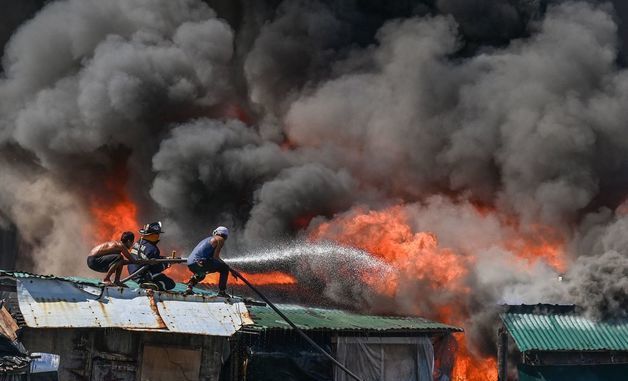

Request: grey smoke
left=0, top=0, right=627, bottom=360
left=244, top=0, right=347, bottom=119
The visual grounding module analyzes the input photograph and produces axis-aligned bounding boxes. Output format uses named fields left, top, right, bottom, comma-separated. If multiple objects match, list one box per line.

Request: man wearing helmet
left=184, top=226, right=231, bottom=297
left=127, top=221, right=176, bottom=291
left=87, top=231, right=135, bottom=286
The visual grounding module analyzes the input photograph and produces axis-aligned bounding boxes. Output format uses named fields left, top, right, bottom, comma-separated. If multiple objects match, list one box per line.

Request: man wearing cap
left=184, top=226, right=231, bottom=297
left=87, top=231, right=135, bottom=286
left=127, top=221, right=176, bottom=291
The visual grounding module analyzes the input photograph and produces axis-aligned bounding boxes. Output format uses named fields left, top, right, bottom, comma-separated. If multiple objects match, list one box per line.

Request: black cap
left=139, top=221, right=164, bottom=235
left=120, top=231, right=135, bottom=243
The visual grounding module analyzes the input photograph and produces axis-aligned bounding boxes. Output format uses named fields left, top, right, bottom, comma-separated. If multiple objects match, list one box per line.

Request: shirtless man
left=87, top=231, right=134, bottom=285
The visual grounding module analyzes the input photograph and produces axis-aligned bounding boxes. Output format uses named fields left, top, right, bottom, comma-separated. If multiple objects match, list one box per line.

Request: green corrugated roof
left=501, top=306, right=628, bottom=352
left=248, top=304, right=462, bottom=333
left=0, top=270, right=216, bottom=296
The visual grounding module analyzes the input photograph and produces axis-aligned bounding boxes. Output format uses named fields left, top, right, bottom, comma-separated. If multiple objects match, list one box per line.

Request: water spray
left=118, top=244, right=370, bottom=380
left=229, top=267, right=364, bottom=381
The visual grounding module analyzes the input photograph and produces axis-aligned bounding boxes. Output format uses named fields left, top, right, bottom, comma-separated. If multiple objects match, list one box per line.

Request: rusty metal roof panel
left=15, top=276, right=252, bottom=336
left=155, top=293, right=253, bottom=336
left=17, top=277, right=166, bottom=329
left=501, top=305, right=628, bottom=352
left=248, top=304, right=462, bottom=333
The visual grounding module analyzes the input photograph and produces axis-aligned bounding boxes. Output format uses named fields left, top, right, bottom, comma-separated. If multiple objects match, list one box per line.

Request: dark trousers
left=133, top=267, right=176, bottom=291
left=151, top=273, right=176, bottom=291
left=87, top=254, right=121, bottom=273
left=188, top=258, right=230, bottom=291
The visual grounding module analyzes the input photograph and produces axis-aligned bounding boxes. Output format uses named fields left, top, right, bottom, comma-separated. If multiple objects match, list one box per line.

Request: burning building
left=0, top=270, right=461, bottom=381
left=1, top=1, right=628, bottom=380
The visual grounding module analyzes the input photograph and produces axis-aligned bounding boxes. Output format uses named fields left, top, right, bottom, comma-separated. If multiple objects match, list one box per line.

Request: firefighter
left=87, top=231, right=135, bottom=286
left=127, top=221, right=176, bottom=291
left=184, top=226, right=231, bottom=297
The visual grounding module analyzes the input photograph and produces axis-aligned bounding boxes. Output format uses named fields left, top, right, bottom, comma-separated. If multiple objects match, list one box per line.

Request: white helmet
left=212, top=226, right=229, bottom=238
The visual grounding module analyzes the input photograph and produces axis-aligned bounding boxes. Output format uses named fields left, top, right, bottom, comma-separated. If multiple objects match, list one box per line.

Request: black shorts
left=87, top=254, right=121, bottom=273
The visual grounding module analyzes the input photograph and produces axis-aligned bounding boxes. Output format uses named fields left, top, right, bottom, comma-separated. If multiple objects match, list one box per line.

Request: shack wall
left=20, top=328, right=229, bottom=381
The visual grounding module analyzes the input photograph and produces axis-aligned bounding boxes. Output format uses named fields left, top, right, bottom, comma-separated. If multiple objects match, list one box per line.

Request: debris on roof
left=0, top=355, right=30, bottom=373
left=0, top=304, right=30, bottom=374
left=0, top=305, right=19, bottom=342
left=501, top=304, right=628, bottom=352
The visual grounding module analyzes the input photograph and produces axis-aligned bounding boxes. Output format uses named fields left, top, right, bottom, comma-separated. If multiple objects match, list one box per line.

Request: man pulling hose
left=184, top=226, right=231, bottom=297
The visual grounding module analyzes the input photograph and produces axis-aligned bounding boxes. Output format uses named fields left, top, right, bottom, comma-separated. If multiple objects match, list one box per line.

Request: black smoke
left=1, top=0, right=627, bottom=360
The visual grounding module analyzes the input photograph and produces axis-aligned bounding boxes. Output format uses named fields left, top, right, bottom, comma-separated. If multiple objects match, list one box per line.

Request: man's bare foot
left=102, top=279, right=113, bottom=286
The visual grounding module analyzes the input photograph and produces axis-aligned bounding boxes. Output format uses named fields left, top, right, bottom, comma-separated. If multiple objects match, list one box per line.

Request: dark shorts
left=87, top=254, right=121, bottom=273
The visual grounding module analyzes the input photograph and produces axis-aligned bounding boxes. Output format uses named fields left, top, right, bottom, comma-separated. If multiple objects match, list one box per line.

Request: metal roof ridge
left=247, top=304, right=463, bottom=332
left=269, top=303, right=456, bottom=321
left=500, top=308, right=628, bottom=352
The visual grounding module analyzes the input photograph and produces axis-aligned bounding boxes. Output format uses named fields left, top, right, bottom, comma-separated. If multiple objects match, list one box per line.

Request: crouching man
left=87, top=231, right=135, bottom=286
left=185, top=226, right=230, bottom=297
left=127, top=221, right=176, bottom=291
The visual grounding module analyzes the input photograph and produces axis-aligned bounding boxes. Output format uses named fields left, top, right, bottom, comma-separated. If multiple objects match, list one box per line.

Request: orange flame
left=309, top=204, right=565, bottom=381
left=165, top=264, right=297, bottom=286
left=88, top=160, right=139, bottom=244
left=452, top=337, right=498, bottom=381
left=504, top=223, right=566, bottom=272
left=215, top=271, right=297, bottom=285
left=310, top=206, right=470, bottom=302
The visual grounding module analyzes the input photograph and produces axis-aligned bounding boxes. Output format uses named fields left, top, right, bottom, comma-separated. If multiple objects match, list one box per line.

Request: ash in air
left=0, top=0, right=627, bottom=359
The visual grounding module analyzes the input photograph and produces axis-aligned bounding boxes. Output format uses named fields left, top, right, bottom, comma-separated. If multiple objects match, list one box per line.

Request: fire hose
left=229, top=268, right=364, bottom=381
left=116, top=259, right=364, bottom=381
left=118, top=258, right=187, bottom=284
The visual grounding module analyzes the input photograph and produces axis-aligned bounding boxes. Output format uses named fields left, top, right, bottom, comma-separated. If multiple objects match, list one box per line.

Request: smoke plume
left=1, top=0, right=627, bottom=365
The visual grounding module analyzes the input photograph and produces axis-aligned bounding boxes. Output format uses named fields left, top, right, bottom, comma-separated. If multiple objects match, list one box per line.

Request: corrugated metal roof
left=2, top=270, right=461, bottom=336
left=14, top=275, right=252, bottom=336
left=155, top=293, right=252, bottom=336
left=248, top=304, right=462, bottom=333
left=0, top=270, right=216, bottom=296
left=501, top=305, right=628, bottom=352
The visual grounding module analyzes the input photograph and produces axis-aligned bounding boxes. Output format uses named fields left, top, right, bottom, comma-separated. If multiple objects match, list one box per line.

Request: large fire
left=309, top=204, right=566, bottom=381
left=88, top=162, right=297, bottom=287
left=87, top=163, right=564, bottom=380
left=88, top=163, right=139, bottom=244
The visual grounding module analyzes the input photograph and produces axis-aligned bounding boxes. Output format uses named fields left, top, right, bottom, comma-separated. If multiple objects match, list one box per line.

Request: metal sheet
left=17, top=278, right=165, bottom=329
left=247, top=304, right=462, bottom=333
left=16, top=278, right=253, bottom=336
left=155, top=293, right=253, bottom=336
left=502, top=311, right=628, bottom=352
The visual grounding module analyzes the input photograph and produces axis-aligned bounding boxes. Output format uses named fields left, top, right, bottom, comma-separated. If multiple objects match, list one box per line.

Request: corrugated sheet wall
left=20, top=327, right=229, bottom=381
